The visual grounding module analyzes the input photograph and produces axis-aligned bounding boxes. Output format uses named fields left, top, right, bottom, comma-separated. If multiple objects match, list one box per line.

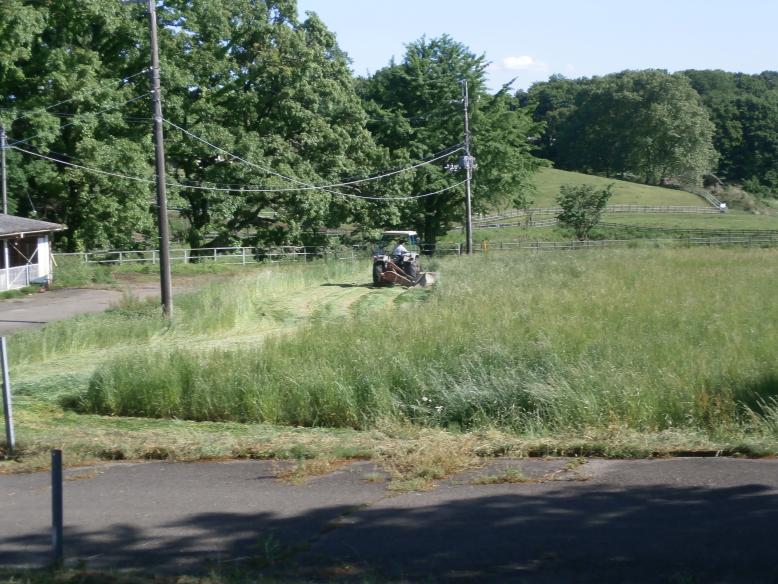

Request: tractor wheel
left=372, top=263, right=384, bottom=286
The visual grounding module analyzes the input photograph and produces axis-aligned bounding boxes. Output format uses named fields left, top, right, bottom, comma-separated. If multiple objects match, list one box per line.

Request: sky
left=296, top=0, right=778, bottom=91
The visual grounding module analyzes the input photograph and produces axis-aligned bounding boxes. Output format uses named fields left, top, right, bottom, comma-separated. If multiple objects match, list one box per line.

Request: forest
left=1, top=0, right=776, bottom=252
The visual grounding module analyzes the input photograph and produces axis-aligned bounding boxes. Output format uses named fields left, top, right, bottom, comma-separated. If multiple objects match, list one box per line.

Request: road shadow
left=4, top=482, right=778, bottom=582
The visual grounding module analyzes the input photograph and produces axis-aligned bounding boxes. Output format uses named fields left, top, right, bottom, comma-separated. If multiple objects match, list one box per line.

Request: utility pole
left=146, top=0, right=173, bottom=318
left=462, top=80, right=473, bottom=255
left=1, top=125, right=9, bottom=290
left=1, top=125, right=7, bottom=214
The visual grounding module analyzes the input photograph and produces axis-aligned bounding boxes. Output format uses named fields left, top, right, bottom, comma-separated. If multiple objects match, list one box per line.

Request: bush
left=556, top=183, right=614, bottom=239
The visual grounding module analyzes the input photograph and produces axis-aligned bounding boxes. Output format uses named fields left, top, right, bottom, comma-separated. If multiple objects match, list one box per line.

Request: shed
left=0, top=214, right=65, bottom=290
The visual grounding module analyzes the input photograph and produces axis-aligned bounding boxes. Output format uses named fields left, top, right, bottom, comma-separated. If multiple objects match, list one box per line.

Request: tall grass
left=8, top=260, right=364, bottom=366
left=83, top=248, right=778, bottom=437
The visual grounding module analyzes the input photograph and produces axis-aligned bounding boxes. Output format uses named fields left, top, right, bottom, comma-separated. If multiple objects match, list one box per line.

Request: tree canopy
left=684, top=70, right=778, bottom=194
left=522, top=70, right=717, bottom=186
left=360, top=35, right=543, bottom=246
left=1, top=0, right=775, bottom=254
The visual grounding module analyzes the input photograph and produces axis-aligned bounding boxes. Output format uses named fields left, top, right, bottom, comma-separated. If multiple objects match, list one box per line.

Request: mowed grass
left=6, top=261, right=368, bottom=368
left=82, top=248, right=778, bottom=446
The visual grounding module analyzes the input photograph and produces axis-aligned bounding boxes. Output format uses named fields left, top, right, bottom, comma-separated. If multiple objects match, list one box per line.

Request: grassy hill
left=528, top=167, right=705, bottom=208
left=451, top=167, right=778, bottom=242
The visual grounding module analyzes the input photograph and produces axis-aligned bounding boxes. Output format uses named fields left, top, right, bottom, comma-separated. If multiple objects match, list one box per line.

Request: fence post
left=152, top=250, right=157, bottom=265
left=51, top=449, right=64, bottom=567
left=242, top=247, right=247, bottom=265
left=1, top=337, right=14, bottom=456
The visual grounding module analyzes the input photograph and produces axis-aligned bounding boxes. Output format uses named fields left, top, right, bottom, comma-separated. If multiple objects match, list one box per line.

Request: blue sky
left=296, top=0, right=778, bottom=91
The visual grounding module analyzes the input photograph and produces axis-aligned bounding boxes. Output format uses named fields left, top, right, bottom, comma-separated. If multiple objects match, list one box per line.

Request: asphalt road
left=0, top=285, right=160, bottom=335
left=2, top=457, right=778, bottom=582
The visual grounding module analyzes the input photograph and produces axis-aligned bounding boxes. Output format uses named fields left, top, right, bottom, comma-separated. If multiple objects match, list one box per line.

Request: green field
left=4, top=248, right=777, bottom=478
left=601, top=211, right=778, bottom=231
left=453, top=167, right=778, bottom=244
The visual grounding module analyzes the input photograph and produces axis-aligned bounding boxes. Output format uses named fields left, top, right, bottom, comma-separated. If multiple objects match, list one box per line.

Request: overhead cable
left=163, top=117, right=462, bottom=190
left=11, top=146, right=157, bottom=185
left=12, top=145, right=467, bottom=201
left=9, top=92, right=153, bottom=147
left=6, top=69, right=150, bottom=123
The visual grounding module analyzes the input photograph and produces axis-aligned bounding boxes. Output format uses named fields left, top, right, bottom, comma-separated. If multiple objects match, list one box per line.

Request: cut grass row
left=7, top=261, right=369, bottom=368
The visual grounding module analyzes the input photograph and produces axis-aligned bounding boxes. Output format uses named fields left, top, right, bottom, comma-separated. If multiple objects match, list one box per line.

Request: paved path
left=0, top=285, right=160, bottom=335
left=2, top=458, right=778, bottom=582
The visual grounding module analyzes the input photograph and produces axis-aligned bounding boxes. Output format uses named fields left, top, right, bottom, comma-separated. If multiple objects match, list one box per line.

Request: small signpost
left=52, top=449, right=64, bottom=566
left=1, top=336, right=14, bottom=456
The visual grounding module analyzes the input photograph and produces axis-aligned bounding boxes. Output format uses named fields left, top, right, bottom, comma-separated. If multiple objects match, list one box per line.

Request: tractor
left=372, top=230, right=437, bottom=287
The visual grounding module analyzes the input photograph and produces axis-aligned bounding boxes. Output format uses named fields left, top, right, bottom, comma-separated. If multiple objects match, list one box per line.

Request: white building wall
left=36, top=235, right=50, bottom=281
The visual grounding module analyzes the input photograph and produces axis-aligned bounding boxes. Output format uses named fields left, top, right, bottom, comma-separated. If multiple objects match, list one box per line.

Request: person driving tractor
left=393, top=238, right=409, bottom=258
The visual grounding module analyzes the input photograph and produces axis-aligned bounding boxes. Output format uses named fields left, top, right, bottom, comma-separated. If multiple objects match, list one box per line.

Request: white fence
left=52, top=232, right=778, bottom=271
left=0, top=265, right=39, bottom=290
left=54, top=245, right=365, bottom=266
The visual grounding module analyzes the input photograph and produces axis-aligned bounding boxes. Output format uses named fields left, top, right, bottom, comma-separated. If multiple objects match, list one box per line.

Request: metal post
left=147, top=0, right=173, bottom=318
left=463, top=81, right=473, bottom=256
left=1, top=337, right=14, bottom=456
left=1, top=125, right=7, bottom=214
left=2, top=241, right=8, bottom=290
left=51, top=449, right=64, bottom=566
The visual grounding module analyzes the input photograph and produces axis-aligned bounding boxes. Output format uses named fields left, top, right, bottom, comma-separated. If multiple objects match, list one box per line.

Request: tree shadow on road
left=4, top=481, right=778, bottom=583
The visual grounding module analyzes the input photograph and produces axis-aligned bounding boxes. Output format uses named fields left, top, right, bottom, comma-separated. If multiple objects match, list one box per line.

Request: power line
left=162, top=118, right=337, bottom=190
left=11, top=146, right=157, bottom=185
left=8, top=92, right=153, bottom=147
left=11, top=145, right=467, bottom=201
left=5, top=69, right=150, bottom=124
left=163, top=117, right=462, bottom=190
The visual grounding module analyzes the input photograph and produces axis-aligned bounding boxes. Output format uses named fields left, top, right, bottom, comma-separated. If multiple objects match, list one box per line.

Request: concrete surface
left=2, top=458, right=778, bottom=582
left=0, top=286, right=159, bottom=335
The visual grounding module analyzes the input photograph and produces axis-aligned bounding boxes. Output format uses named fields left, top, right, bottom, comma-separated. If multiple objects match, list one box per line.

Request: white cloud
left=494, top=55, right=549, bottom=73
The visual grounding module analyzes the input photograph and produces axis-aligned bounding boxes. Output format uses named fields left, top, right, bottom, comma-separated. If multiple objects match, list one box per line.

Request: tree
left=360, top=35, right=543, bottom=247
left=0, top=0, right=388, bottom=251
left=156, top=1, right=386, bottom=248
left=685, top=70, right=778, bottom=195
left=556, top=183, right=613, bottom=240
left=525, top=71, right=717, bottom=186
left=0, top=0, right=155, bottom=251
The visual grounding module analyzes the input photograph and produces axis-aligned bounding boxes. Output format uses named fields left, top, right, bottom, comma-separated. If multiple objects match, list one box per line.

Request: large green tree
left=524, top=70, right=717, bottom=186
left=360, top=35, right=543, bottom=247
left=0, top=0, right=390, bottom=251
left=0, top=0, right=154, bottom=251
left=155, top=0, right=387, bottom=248
left=685, top=70, right=778, bottom=194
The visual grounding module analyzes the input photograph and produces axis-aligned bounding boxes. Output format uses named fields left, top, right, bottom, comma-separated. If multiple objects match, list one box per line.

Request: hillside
left=528, top=167, right=704, bottom=208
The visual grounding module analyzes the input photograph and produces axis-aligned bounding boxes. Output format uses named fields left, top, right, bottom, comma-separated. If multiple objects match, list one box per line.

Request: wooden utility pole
left=146, top=0, right=173, bottom=317
left=1, top=125, right=7, bottom=214
left=463, top=80, right=473, bottom=255
left=1, top=126, right=9, bottom=290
